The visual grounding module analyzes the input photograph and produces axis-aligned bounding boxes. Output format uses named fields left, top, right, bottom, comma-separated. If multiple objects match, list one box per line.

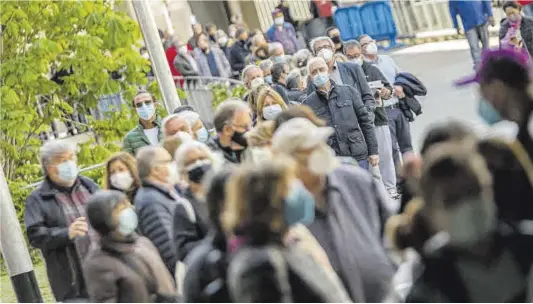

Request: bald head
left=162, top=114, right=192, bottom=138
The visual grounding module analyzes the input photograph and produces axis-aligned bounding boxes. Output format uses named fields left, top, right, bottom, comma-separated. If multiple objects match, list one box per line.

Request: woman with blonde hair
left=256, top=86, right=287, bottom=122
left=104, top=152, right=141, bottom=202
left=222, top=158, right=351, bottom=303
left=243, top=121, right=275, bottom=164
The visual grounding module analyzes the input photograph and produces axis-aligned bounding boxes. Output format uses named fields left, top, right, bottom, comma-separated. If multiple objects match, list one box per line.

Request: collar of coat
left=38, top=175, right=96, bottom=198
left=317, top=79, right=338, bottom=99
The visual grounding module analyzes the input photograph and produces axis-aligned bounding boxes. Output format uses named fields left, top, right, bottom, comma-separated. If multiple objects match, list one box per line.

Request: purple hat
left=455, top=47, right=531, bottom=87
left=272, top=8, right=283, bottom=17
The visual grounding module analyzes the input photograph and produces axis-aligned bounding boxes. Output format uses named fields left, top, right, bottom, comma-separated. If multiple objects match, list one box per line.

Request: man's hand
left=68, top=217, right=88, bottom=239
left=368, top=155, right=380, bottom=166
left=393, top=85, right=405, bottom=99
left=380, top=87, right=391, bottom=99
left=488, top=16, right=495, bottom=27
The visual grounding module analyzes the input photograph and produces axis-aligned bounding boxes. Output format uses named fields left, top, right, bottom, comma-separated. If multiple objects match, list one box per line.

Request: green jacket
left=122, top=116, right=163, bottom=156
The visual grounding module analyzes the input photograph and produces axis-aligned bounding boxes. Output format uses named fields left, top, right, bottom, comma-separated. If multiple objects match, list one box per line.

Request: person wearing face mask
left=241, top=64, right=265, bottom=104
left=286, top=70, right=307, bottom=104
left=266, top=9, right=299, bottom=55
left=229, top=28, right=251, bottom=75
left=173, top=141, right=217, bottom=261
left=173, top=41, right=200, bottom=88
left=244, top=121, right=276, bottom=164
left=193, top=32, right=232, bottom=78
left=134, top=146, right=188, bottom=275
left=256, top=87, right=287, bottom=123
left=303, top=57, right=379, bottom=170
left=83, top=190, right=177, bottom=303
left=307, top=37, right=375, bottom=110
left=24, top=140, right=99, bottom=302
left=271, top=118, right=394, bottom=302
left=268, top=41, right=290, bottom=64
left=500, top=1, right=533, bottom=56
left=104, top=152, right=141, bottom=203
left=270, top=62, right=291, bottom=104
left=404, top=142, right=533, bottom=302
left=327, top=26, right=343, bottom=54
left=215, top=29, right=232, bottom=59
left=259, top=59, right=274, bottom=84
left=162, top=114, right=193, bottom=140
left=188, top=23, right=204, bottom=49
left=223, top=157, right=351, bottom=303
left=176, top=110, right=210, bottom=143
left=207, top=99, right=253, bottom=164
left=123, top=91, right=163, bottom=156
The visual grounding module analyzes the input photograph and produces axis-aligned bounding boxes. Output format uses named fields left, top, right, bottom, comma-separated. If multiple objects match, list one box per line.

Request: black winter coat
left=271, top=83, right=290, bottom=104
left=394, top=72, right=426, bottom=122
left=24, top=176, right=99, bottom=301
left=360, top=61, right=393, bottom=127
left=287, top=88, right=307, bottom=104
left=174, top=189, right=210, bottom=261
left=229, top=40, right=249, bottom=74
left=303, top=82, right=378, bottom=160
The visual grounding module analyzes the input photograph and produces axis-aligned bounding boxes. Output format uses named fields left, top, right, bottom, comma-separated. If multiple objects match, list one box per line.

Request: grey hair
left=343, top=40, right=361, bottom=54
left=162, top=114, right=191, bottom=136
left=40, top=140, right=77, bottom=175
left=286, top=70, right=301, bottom=90
left=307, top=57, right=327, bottom=75
left=176, top=110, right=201, bottom=128
left=175, top=140, right=213, bottom=172
left=268, top=42, right=283, bottom=57
left=309, top=36, right=334, bottom=54
left=259, top=59, right=273, bottom=72
left=241, top=65, right=262, bottom=83
left=213, top=98, right=251, bottom=133
left=136, top=146, right=166, bottom=180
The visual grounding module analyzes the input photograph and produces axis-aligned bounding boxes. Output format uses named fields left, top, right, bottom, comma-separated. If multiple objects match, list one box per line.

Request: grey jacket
left=173, top=53, right=199, bottom=77
left=193, top=47, right=232, bottom=78
left=303, top=81, right=378, bottom=160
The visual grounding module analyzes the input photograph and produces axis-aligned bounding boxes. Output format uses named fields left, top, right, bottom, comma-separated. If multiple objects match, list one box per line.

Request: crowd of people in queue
left=24, top=0, right=533, bottom=302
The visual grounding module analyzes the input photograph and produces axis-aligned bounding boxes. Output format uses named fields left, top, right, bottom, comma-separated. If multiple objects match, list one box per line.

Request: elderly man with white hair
left=271, top=117, right=394, bottom=303
left=25, top=140, right=99, bottom=302
left=175, top=110, right=210, bottom=143
left=268, top=42, right=291, bottom=64
left=303, top=56, right=378, bottom=170
left=306, top=36, right=374, bottom=109
left=162, top=113, right=193, bottom=139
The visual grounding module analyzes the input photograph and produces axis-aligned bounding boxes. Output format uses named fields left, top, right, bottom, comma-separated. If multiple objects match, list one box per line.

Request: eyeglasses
left=134, top=99, right=153, bottom=108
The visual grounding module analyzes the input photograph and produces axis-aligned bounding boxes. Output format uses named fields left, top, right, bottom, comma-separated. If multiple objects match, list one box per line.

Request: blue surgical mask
left=272, top=55, right=284, bottom=63
left=262, top=104, right=283, bottom=120
left=117, top=208, right=138, bottom=236
left=312, top=72, right=329, bottom=88
left=57, top=160, right=78, bottom=183
left=196, top=127, right=209, bottom=143
left=264, top=75, right=273, bottom=84
left=284, top=180, right=315, bottom=226
left=478, top=97, right=502, bottom=125
left=136, top=103, right=156, bottom=121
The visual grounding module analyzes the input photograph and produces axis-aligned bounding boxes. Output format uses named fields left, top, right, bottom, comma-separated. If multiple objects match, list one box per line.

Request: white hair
left=306, top=57, right=327, bottom=76
left=40, top=140, right=77, bottom=175
left=176, top=110, right=201, bottom=128
left=268, top=42, right=283, bottom=56
left=162, top=114, right=191, bottom=135
left=174, top=140, right=213, bottom=172
left=309, top=36, right=334, bottom=54
left=259, top=59, right=273, bottom=71
left=241, top=65, right=262, bottom=83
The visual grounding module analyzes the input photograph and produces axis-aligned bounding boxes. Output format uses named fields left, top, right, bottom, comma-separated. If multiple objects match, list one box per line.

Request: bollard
left=0, top=166, right=43, bottom=302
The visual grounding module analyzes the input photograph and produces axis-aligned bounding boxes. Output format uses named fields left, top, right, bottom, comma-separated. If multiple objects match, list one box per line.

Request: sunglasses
left=134, top=99, right=153, bottom=108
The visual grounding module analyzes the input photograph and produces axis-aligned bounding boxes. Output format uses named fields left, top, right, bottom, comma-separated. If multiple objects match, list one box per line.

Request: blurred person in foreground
left=266, top=9, right=299, bottom=55
left=499, top=1, right=533, bottom=55
left=244, top=120, right=276, bottom=164
left=83, top=191, right=176, bottom=302
left=255, top=86, right=287, bottom=123
left=304, top=57, right=378, bottom=169
left=134, top=146, right=189, bottom=274
left=207, top=99, right=253, bottom=164
left=403, top=141, right=533, bottom=302
left=344, top=39, right=399, bottom=199
left=104, top=152, right=141, bottom=203
left=123, top=91, right=163, bottom=156
left=273, top=104, right=327, bottom=131
left=162, top=132, right=194, bottom=165
left=25, top=140, right=99, bottom=302
left=271, top=61, right=291, bottom=104
left=193, top=32, right=232, bottom=78
left=183, top=169, right=233, bottom=302
left=272, top=118, right=394, bottom=302
left=286, top=70, right=307, bottom=104
left=222, top=158, right=351, bottom=302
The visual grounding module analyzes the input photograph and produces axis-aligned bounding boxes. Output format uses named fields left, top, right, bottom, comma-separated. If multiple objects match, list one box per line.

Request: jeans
left=358, top=159, right=369, bottom=170
left=465, top=23, right=490, bottom=67
left=386, top=107, right=414, bottom=176
left=375, top=125, right=397, bottom=193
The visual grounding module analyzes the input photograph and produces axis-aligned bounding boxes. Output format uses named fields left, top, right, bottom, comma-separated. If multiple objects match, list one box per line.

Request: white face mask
left=351, top=58, right=363, bottom=65
left=250, top=77, right=265, bottom=91
left=178, top=46, right=188, bottom=55
left=110, top=172, right=134, bottom=191
left=218, top=37, right=228, bottom=46
left=365, top=42, right=378, bottom=55
left=274, top=17, right=284, bottom=26
left=117, top=208, right=138, bottom=236
left=262, top=104, right=283, bottom=120
left=57, top=160, right=78, bottom=184
left=166, top=162, right=179, bottom=185
left=318, top=48, right=334, bottom=62
left=308, top=144, right=339, bottom=175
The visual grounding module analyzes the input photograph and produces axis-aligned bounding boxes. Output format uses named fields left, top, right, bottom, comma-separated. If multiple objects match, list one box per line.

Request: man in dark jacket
left=134, top=146, right=186, bottom=275
left=207, top=99, right=253, bottom=164
left=286, top=70, right=307, bottom=104
left=344, top=40, right=399, bottom=199
left=173, top=42, right=199, bottom=87
left=303, top=57, right=378, bottom=169
left=229, top=28, right=250, bottom=75
left=25, top=140, right=99, bottom=302
left=271, top=62, right=290, bottom=104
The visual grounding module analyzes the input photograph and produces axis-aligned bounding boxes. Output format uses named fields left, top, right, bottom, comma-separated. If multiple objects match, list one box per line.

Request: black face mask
left=232, top=130, right=248, bottom=147
left=331, top=36, right=341, bottom=44
left=188, top=164, right=212, bottom=184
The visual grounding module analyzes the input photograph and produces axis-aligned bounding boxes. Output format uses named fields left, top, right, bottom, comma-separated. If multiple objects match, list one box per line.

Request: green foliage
left=210, top=83, right=247, bottom=109
left=0, top=1, right=154, bottom=265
